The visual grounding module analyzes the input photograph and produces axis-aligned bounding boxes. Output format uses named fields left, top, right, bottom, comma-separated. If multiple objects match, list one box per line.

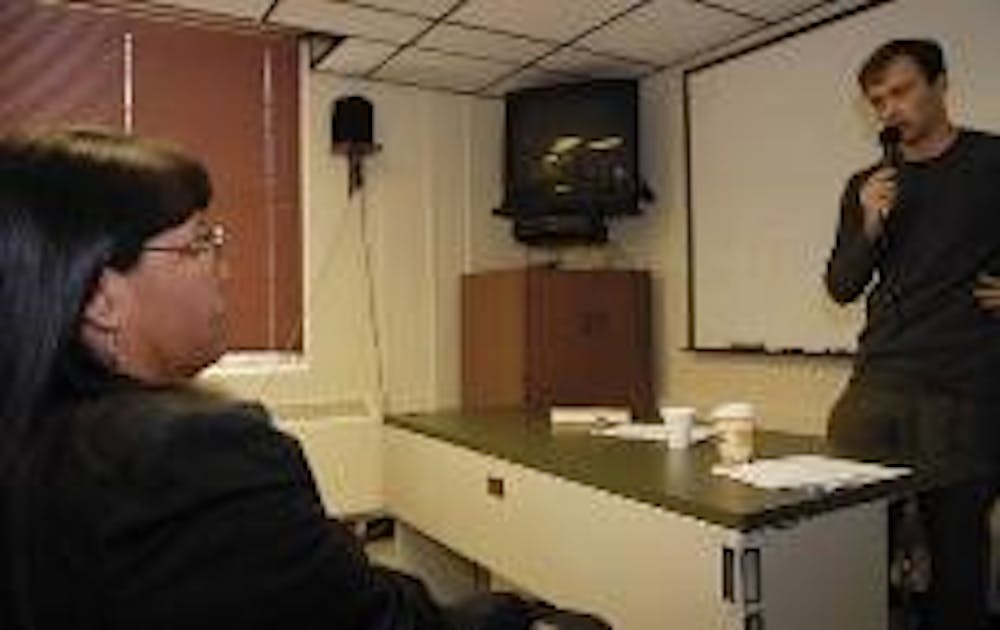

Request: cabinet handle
left=742, top=548, right=761, bottom=605
left=487, top=476, right=505, bottom=499
left=722, top=547, right=735, bottom=602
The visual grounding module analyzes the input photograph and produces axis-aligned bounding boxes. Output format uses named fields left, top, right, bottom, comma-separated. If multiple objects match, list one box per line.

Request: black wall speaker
left=331, top=95, right=374, bottom=146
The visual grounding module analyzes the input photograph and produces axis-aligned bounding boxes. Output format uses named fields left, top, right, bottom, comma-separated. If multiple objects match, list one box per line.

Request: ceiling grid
left=111, top=0, right=845, bottom=96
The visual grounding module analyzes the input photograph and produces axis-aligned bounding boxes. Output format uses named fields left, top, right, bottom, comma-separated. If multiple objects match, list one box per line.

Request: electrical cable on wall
left=357, top=185, right=389, bottom=416
left=329, top=95, right=386, bottom=415
left=255, top=95, right=385, bottom=413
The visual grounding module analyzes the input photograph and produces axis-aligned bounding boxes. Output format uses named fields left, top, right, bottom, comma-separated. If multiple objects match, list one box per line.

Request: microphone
left=876, top=126, right=904, bottom=320
left=879, top=126, right=903, bottom=168
left=877, top=126, right=903, bottom=222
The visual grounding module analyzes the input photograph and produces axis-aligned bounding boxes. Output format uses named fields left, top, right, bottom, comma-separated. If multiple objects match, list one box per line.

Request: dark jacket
left=6, top=383, right=446, bottom=629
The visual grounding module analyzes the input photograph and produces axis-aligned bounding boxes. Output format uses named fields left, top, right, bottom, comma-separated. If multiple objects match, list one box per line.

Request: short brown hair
left=858, top=39, right=946, bottom=90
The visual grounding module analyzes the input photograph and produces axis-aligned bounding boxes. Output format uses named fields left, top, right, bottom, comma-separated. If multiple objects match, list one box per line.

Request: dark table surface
left=386, top=409, right=986, bottom=531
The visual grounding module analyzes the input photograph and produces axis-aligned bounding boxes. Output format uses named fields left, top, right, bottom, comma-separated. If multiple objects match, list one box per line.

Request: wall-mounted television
left=497, top=79, right=641, bottom=245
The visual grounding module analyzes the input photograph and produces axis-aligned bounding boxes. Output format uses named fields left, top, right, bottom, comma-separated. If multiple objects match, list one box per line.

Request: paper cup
left=711, top=402, right=756, bottom=464
left=660, top=406, right=696, bottom=450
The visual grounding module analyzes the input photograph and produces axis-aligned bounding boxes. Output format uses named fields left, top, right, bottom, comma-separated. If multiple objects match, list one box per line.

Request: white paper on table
left=592, top=423, right=716, bottom=444
left=711, top=455, right=911, bottom=491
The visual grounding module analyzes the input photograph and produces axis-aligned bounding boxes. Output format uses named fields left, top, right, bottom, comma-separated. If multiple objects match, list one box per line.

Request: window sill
left=203, top=350, right=308, bottom=376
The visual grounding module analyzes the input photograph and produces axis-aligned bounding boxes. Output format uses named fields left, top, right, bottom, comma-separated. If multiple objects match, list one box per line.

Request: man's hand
left=858, top=167, right=898, bottom=240
left=974, top=274, right=1000, bottom=315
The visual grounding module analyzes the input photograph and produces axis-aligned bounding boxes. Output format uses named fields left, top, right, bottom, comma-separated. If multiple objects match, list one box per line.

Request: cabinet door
left=385, top=427, right=742, bottom=630
left=528, top=271, right=652, bottom=414
left=462, top=271, right=528, bottom=409
left=755, top=500, right=888, bottom=630
left=483, top=455, right=743, bottom=630
left=383, top=427, right=514, bottom=566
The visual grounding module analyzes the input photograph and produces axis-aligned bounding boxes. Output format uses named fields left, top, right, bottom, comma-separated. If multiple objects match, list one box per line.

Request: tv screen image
left=502, top=79, right=640, bottom=219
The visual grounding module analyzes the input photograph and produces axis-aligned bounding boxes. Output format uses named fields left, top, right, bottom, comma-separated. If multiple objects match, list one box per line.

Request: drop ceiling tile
left=482, top=66, right=581, bottom=97
left=704, top=0, right=828, bottom=21
left=152, top=0, right=273, bottom=20
left=578, top=0, right=757, bottom=65
left=418, top=23, right=554, bottom=64
left=450, top=0, right=640, bottom=42
left=270, top=0, right=431, bottom=43
left=538, top=47, right=656, bottom=79
left=316, top=38, right=397, bottom=75
left=373, top=47, right=518, bottom=92
left=350, top=0, right=459, bottom=19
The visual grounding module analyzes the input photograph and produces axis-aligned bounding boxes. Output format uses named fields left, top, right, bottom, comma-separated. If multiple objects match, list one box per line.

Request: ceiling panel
left=702, top=0, right=829, bottom=21
left=418, top=23, right=555, bottom=64
left=449, top=0, right=640, bottom=42
left=349, top=0, right=460, bottom=19
left=373, top=47, right=518, bottom=92
left=482, top=66, right=582, bottom=97
left=150, top=0, right=273, bottom=20
left=316, top=38, right=397, bottom=75
left=270, top=0, right=431, bottom=43
left=578, top=0, right=757, bottom=65
left=538, top=47, right=657, bottom=79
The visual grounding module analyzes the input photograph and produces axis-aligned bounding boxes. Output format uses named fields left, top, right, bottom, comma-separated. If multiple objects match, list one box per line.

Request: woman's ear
left=80, top=269, right=133, bottom=370
left=82, top=269, right=129, bottom=334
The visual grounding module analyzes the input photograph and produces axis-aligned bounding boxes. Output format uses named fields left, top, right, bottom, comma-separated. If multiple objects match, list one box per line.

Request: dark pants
left=828, top=370, right=1000, bottom=630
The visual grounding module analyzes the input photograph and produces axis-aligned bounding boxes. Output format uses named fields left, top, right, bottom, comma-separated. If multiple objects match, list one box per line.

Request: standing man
left=825, top=39, right=1000, bottom=629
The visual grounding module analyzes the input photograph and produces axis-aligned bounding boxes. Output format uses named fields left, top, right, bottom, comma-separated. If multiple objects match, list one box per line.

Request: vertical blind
left=0, top=0, right=302, bottom=352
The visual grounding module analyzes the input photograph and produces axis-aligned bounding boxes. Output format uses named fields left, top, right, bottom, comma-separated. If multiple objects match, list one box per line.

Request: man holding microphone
left=825, top=39, right=1000, bottom=628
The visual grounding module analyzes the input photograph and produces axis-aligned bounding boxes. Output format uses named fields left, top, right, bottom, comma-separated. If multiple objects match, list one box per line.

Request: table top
left=386, top=409, right=982, bottom=531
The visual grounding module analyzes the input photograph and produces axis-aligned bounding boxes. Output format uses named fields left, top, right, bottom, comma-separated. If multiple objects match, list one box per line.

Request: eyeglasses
left=143, top=224, right=226, bottom=259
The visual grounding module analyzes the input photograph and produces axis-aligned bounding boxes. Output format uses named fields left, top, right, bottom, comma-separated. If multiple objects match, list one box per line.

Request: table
left=384, top=410, right=959, bottom=629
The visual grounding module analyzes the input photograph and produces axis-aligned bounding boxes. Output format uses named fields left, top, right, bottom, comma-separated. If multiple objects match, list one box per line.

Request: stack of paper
left=550, top=406, right=631, bottom=425
left=592, top=423, right=716, bottom=444
left=711, top=455, right=910, bottom=491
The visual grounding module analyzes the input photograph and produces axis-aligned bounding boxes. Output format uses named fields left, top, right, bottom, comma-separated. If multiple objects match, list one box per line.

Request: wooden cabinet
left=462, top=267, right=653, bottom=416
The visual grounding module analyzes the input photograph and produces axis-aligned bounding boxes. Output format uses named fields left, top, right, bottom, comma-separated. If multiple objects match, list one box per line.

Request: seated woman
left=0, top=129, right=608, bottom=630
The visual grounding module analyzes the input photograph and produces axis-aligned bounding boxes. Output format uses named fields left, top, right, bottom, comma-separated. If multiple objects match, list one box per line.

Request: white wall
left=203, top=57, right=524, bottom=417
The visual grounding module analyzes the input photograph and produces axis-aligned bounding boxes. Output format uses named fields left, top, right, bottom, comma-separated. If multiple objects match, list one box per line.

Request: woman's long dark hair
left=0, top=127, right=212, bottom=473
left=0, top=128, right=211, bottom=629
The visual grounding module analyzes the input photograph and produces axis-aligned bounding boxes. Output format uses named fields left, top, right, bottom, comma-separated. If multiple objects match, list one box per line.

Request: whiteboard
left=686, top=0, right=1000, bottom=353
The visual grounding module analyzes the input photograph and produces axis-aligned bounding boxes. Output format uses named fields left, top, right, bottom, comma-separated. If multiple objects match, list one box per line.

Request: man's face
left=863, top=55, right=947, bottom=143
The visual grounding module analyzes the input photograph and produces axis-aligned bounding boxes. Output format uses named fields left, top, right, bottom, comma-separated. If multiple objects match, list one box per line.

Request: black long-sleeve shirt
left=825, top=129, right=1000, bottom=399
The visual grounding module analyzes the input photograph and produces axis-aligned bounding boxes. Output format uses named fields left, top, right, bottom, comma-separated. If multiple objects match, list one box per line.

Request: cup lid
left=659, top=405, right=696, bottom=415
left=710, top=402, right=755, bottom=420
